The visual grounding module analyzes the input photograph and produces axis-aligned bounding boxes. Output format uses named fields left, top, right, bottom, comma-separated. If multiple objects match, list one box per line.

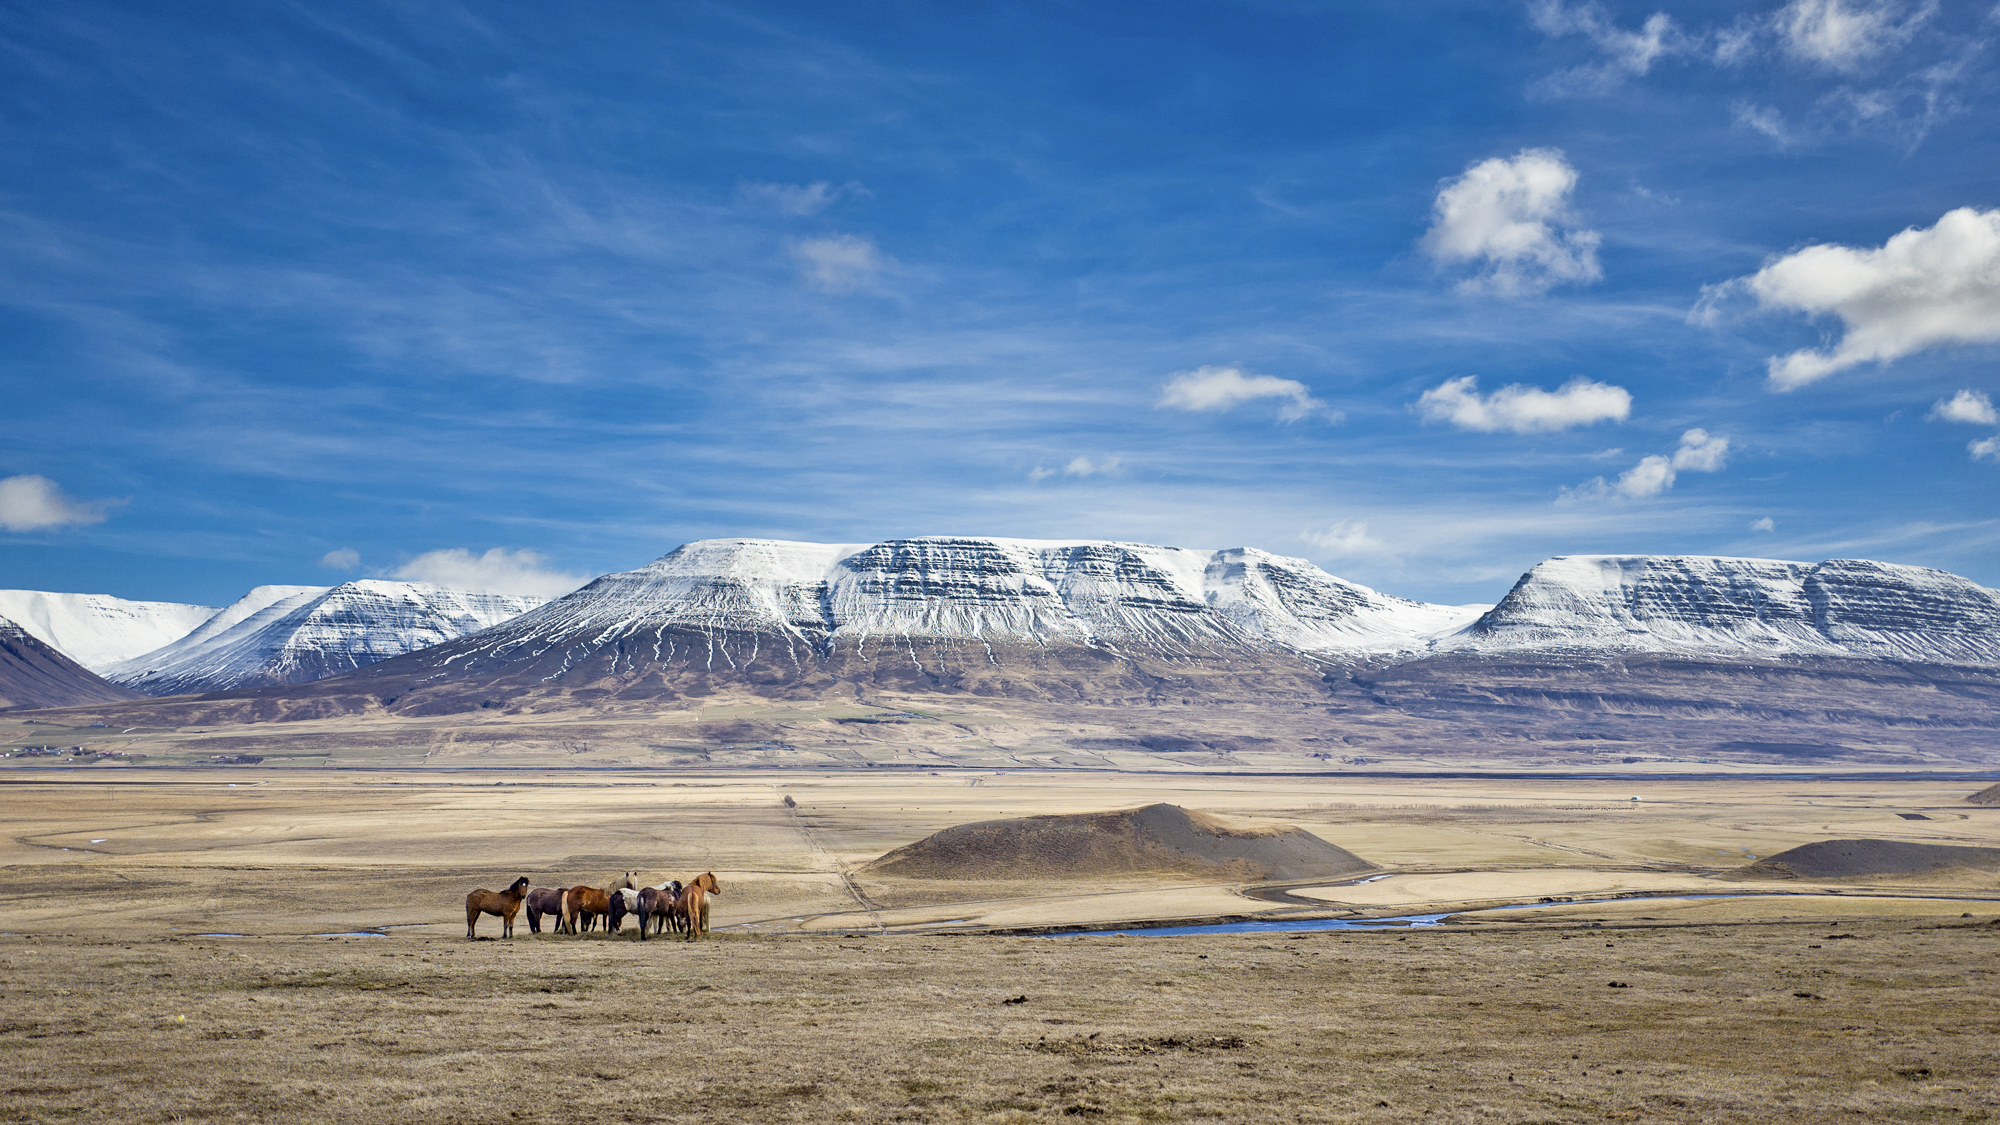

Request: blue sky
left=3, top=0, right=1998, bottom=608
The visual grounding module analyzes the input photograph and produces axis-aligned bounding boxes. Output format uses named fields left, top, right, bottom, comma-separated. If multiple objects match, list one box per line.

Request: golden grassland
left=2, top=766, right=1998, bottom=1121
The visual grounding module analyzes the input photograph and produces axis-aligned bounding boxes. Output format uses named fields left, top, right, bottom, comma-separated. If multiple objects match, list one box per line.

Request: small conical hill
left=864, top=803, right=1372, bottom=881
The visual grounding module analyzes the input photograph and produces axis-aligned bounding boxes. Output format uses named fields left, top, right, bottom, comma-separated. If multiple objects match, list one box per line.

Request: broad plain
left=3, top=763, right=1998, bottom=1122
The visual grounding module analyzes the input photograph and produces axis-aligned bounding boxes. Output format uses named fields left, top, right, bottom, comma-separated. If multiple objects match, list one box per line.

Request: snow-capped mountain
left=104, top=580, right=547, bottom=695
left=425, top=537, right=1488, bottom=665
left=1453, top=555, right=2000, bottom=665
left=0, top=614, right=140, bottom=710
left=0, top=590, right=218, bottom=672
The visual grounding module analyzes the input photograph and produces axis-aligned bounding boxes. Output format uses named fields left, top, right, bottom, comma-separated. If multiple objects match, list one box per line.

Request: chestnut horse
left=675, top=872, right=721, bottom=941
left=560, top=872, right=642, bottom=936
left=465, top=877, right=531, bottom=939
left=524, top=887, right=567, bottom=934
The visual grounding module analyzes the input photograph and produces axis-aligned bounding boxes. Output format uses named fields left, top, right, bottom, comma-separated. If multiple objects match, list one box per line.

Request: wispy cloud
left=318, top=547, right=361, bottom=570
left=735, top=180, right=867, bottom=217
left=791, top=234, right=888, bottom=293
left=1029, top=455, right=1123, bottom=482
left=1300, top=520, right=1390, bottom=558
left=390, top=547, right=588, bottom=598
left=1421, top=149, right=1601, bottom=296
left=1158, top=365, right=1336, bottom=422
left=1528, top=1, right=1688, bottom=97
left=1414, top=375, right=1630, bottom=433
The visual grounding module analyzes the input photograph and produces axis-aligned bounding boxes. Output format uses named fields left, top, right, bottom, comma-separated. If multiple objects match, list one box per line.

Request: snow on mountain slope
left=104, top=580, right=547, bottom=695
left=1453, top=555, right=2000, bottom=664
left=0, top=590, right=218, bottom=672
left=431, top=537, right=1486, bottom=666
left=0, top=615, right=142, bottom=709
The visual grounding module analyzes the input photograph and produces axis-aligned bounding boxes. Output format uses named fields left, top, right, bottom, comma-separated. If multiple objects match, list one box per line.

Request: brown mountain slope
left=0, top=617, right=141, bottom=710
left=865, top=803, right=1373, bottom=881
left=1969, top=783, right=2000, bottom=805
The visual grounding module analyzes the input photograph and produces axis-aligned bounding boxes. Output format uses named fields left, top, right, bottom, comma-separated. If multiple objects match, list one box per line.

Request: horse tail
left=559, top=888, right=573, bottom=935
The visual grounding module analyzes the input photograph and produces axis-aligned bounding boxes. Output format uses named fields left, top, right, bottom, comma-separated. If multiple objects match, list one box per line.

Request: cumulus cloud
left=1029, top=455, right=1123, bottom=481
left=1421, top=149, right=1602, bottom=296
left=1528, top=1, right=1686, bottom=96
left=1300, top=520, right=1389, bottom=557
left=1931, top=389, right=1999, bottom=425
left=737, top=180, right=867, bottom=216
left=1777, top=0, right=1930, bottom=71
left=391, top=548, right=587, bottom=598
left=1413, top=375, right=1631, bottom=434
left=1972, top=436, right=2000, bottom=462
left=318, top=548, right=361, bottom=570
left=792, top=234, right=887, bottom=293
left=1751, top=516, right=1777, bottom=531
left=0, top=475, right=114, bottom=532
left=1158, top=366, right=1335, bottom=422
left=1728, top=208, right=2000, bottom=390
left=1563, top=428, right=1731, bottom=501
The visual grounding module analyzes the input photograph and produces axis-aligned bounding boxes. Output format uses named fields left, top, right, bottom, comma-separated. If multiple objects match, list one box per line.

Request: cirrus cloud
left=791, top=234, right=888, bottom=294
left=1414, top=375, right=1631, bottom=434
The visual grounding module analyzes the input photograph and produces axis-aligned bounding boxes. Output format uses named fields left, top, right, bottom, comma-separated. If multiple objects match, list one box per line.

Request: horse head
left=509, top=876, right=531, bottom=895
left=693, top=872, right=720, bottom=895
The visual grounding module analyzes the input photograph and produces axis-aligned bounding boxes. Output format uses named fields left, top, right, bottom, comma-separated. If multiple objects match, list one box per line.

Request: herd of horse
left=464, top=871, right=721, bottom=941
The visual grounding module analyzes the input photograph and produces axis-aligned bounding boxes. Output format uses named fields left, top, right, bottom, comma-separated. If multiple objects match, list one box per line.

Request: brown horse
left=636, top=882, right=681, bottom=940
left=560, top=886, right=611, bottom=935
left=676, top=872, right=720, bottom=941
left=524, top=886, right=567, bottom=934
left=465, top=877, right=531, bottom=939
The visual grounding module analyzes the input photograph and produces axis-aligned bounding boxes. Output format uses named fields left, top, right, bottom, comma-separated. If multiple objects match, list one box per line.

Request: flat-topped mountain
left=1457, top=555, right=2000, bottom=664
left=104, top=581, right=546, bottom=695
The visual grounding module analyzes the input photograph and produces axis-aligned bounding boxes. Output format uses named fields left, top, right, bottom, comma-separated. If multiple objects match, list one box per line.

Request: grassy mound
left=1732, top=839, right=2000, bottom=880
left=1967, top=783, right=2000, bottom=806
left=864, top=803, right=1372, bottom=882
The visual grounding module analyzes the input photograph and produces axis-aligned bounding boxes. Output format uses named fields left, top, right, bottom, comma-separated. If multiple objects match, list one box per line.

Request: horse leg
left=466, top=904, right=479, bottom=940
left=503, top=903, right=519, bottom=939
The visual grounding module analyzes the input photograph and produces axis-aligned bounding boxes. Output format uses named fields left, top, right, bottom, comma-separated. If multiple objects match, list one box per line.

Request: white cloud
left=1777, top=0, right=1930, bottom=71
left=1158, top=365, right=1335, bottom=422
left=1731, top=101, right=1797, bottom=146
left=1972, top=435, right=2000, bottom=462
left=318, top=547, right=361, bottom=570
left=1671, top=427, right=1731, bottom=472
left=737, top=181, right=861, bottom=217
left=1300, top=520, right=1389, bottom=557
left=0, top=475, right=113, bottom=532
left=1413, top=375, right=1631, bottom=434
left=1528, top=2, right=1685, bottom=96
left=391, top=547, right=587, bottom=598
left=1738, top=208, right=2000, bottom=390
left=1931, top=389, right=1999, bottom=425
left=1031, top=455, right=1123, bottom=481
left=1421, top=149, right=1602, bottom=296
left=1751, top=516, right=1777, bottom=531
left=1563, top=428, right=1730, bottom=501
left=791, top=234, right=886, bottom=294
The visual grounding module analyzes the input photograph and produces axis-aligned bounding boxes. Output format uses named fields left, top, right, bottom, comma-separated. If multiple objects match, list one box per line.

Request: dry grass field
left=2, top=766, right=1998, bottom=1121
